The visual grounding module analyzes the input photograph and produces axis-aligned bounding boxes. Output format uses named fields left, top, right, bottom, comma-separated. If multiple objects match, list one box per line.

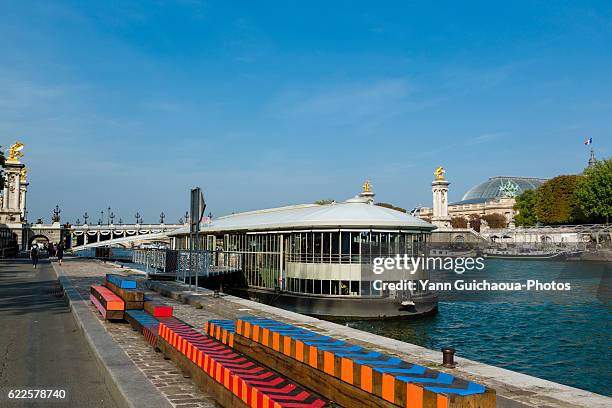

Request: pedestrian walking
left=57, top=242, right=64, bottom=265
left=31, top=246, right=39, bottom=269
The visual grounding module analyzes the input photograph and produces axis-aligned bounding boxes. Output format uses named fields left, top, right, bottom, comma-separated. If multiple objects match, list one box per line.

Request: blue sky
left=1, top=1, right=610, bottom=223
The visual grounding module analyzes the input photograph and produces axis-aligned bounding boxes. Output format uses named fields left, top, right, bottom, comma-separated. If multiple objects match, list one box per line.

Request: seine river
left=349, top=259, right=611, bottom=396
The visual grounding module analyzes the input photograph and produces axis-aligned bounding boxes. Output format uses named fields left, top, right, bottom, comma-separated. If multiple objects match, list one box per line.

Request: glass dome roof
left=454, top=176, right=547, bottom=205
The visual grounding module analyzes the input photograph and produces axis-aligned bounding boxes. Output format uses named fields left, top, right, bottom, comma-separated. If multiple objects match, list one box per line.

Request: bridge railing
left=175, top=250, right=243, bottom=286
left=132, top=248, right=178, bottom=274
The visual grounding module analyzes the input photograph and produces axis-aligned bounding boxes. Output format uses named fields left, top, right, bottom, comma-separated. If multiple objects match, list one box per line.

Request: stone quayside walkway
left=57, top=258, right=610, bottom=408
left=57, top=259, right=220, bottom=408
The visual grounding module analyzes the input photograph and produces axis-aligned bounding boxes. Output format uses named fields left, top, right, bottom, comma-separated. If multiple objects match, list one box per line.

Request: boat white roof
left=170, top=200, right=435, bottom=235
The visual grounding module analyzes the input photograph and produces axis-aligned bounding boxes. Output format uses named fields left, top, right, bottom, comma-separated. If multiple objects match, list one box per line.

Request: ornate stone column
left=431, top=167, right=451, bottom=229
left=1, top=150, right=25, bottom=222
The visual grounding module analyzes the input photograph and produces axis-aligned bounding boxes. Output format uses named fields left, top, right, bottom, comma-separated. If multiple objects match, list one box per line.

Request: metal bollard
left=441, top=347, right=456, bottom=368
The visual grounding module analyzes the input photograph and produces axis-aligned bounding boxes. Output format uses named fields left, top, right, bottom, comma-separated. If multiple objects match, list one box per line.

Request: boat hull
left=484, top=252, right=565, bottom=260
left=244, top=288, right=438, bottom=320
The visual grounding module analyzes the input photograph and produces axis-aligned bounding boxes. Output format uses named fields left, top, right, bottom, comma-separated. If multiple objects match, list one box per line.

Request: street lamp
left=83, top=212, right=89, bottom=224
left=109, top=212, right=115, bottom=224
left=135, top=211, right=141, bottom=224
left=160, top=211, right=165, bottom=224
left=107, top=207, right=111, bottom=224
left=52, top=205, right=61, bottom=223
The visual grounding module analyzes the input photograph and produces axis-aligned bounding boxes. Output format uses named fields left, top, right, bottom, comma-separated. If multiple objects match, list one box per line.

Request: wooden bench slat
left=105, top=273, right=137, bottom=289
left=143, top=296, right=173, bottom=317
left=105, top=280, right=144, bottom=304
left=90, top=285, right=124, bottom=311
left=125, top=309, right=161, bottom=348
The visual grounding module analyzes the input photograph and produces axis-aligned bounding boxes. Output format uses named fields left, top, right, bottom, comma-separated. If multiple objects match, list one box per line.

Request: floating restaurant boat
left=170, top=183, right=438, bottom=319
left=483, top=247, right=567, bottom=260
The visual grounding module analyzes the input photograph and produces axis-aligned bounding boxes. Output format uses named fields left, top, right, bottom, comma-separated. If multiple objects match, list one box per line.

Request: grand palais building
left=419, top=176, right=547, bottom=225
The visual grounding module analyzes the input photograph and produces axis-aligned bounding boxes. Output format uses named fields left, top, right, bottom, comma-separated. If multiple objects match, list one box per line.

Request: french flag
left=584, top=137, right=593, bottom=145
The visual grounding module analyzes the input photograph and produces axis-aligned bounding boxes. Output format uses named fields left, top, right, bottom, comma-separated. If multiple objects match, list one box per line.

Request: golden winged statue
left=434, top=166, right=446, bottom=181
left=7, top=142, right=25, bottom=162
left=20, top=167, right=27, bottom=182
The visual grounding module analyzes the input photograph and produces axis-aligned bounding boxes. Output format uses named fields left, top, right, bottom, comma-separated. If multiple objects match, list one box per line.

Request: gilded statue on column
left=7, top=142, right=25, bottom=163
left=434, top=166, right=446, bottom=181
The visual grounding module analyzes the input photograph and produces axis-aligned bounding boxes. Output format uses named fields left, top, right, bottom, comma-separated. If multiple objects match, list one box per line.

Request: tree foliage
left=575, top=158, right=612, bottom=223
left=314, top=199, right=335, bottom=205
left=450, top=216, right=468, bottom=229
left=375, top=202, right=407, bottom=213
left=481, top=213, right=508, bottom=229
left=534, top=175, right=581, bottom=225
left=513, top=189, right=538, bottom=226
left=468, top=214, right=481, bottom=232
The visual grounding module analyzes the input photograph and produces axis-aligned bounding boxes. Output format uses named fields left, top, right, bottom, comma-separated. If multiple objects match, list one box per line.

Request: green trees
left=513, top=176, right=580, bottom=225
left=513, top=161, right=611, bottom=226
left=513, top=189, right=537, bottom=226
left=575, top=158, right=612, bottom=223
left=534, top=175, right=581, bottom=224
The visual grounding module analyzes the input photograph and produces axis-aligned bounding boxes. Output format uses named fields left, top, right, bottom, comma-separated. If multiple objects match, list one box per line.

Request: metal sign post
left=190, top=187, right=206, bottom=293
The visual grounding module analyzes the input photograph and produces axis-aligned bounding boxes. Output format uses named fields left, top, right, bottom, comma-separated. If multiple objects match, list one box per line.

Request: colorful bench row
left=158, top=318, right=327, bottom=408
left=105, top=274, right=144, bottom=309
left=218, top=317, right=495, bottom=408
left=90, top=285, right=124, bottom=320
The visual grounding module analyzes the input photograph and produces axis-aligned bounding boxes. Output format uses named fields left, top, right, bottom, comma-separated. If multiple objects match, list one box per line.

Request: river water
left=349, top=259, right=611, bottom=396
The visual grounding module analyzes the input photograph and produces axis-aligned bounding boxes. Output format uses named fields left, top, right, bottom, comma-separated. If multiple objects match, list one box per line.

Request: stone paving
left=58, top=259, right=220, bottom=408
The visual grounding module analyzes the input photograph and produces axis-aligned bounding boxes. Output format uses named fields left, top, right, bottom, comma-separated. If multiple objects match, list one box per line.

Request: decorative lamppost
left=160, top=211, right=165, bottom=224
left=76, top=218, right=81, bottom=225
left=52, top=205, right=61, bottom=223
left=118, top=218, right=123, bottom=225
left=184, top=210, right=189, bottom=224
left=100, top=210, right=104, bottom=225
left=107, top=207, right=111, bottom=225
left=179, top=217, right=183, bottom=224
left=97, top=218, right=102, bottom=225
left=109, top=211, right=115, bottom=224
left=135, top=211, right=141, bottom=224
left=83, top=212, right=89, bottom=224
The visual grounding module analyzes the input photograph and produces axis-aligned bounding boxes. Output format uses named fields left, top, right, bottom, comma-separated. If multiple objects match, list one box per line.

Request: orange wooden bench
left=225, top=317, right=495, bottom=408
left=90, top=285, right=124, bottom=320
